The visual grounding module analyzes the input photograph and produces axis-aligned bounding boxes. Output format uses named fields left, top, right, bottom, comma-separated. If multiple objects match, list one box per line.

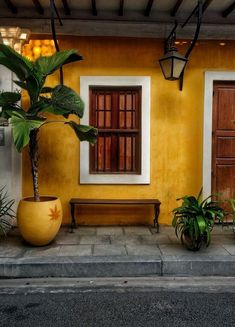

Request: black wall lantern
left=159, top=0, right=203, bottom=90
left=159, top=27, right=188, bottom=81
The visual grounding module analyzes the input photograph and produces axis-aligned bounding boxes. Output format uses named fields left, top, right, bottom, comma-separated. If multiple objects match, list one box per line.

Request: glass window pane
left=98, top=137, right=104, bottom=171
left=105, top=94, right=111, bottom=110
left=119, top=111, right=125, bottom=128
left=105, top=111, right=111, bottom=128
left=98, top=94, right=104, bottom=110
left=126, top=94, right=132, bottom=110
left=98, top=111, right=104, bottom=127
left=105, top=136, right=111, bottom=170
left=119, top=136, right=125, bottom=171
left=119, top=93, right=125, bottom=110
left=126, top=112, right=132, bottom=128
left=126, top=137, right=132, bottom=171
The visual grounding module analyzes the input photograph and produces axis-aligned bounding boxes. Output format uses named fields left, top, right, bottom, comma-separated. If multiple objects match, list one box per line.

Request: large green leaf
left=11, top=112, right=44, bottom=152
left=66, top=121, right=98, bottom=144
left=13, top=80, right=29, bottom=91
left=40, top=85, right=85, bottom=118
left=27, top=99, right=51, bottom=116
left=0, top=45, right=44, bottom=102
left=0, top=44, right=33, bottom=81
left=0, top=92, right=21, bottom=106
left=0, top=106, right=26, bottom=120
left=196, top=216, right=206, bottom=234
left=0, top=92, right=22, bottom=119
left=40, top=87, right=54, bottom=94
left=35, top=50, right=83, bottom=77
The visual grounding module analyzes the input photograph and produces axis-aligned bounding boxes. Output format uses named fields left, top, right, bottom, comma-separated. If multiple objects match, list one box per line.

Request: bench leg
left=70, top=203, right=76, bottom=233
left=153, top=204, right=160, bottom=233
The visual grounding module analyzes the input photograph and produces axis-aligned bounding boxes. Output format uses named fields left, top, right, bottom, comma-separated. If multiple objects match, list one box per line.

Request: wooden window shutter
left=89, top=86, right=141, bottom=174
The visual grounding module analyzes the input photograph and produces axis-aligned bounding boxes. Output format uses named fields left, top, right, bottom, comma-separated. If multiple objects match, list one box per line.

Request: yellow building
left=1, top=1, right=235, bottom=227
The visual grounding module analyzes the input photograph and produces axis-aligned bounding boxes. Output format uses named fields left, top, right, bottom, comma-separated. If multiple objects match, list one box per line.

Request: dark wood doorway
left=212, top=82, right=235, bottom=213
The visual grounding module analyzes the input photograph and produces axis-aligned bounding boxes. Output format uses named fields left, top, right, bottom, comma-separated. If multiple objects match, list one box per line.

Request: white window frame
left=80, top=76, right=151, bottom=184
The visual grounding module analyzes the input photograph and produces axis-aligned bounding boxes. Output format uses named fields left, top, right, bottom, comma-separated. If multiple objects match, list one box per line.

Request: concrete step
left=0, top=255, right=234, bottom=278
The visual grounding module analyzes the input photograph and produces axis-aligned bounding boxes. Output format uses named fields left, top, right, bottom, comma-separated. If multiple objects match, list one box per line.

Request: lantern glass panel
left=172, top=57, right=187, bottom=80
left=159, top=57, right=173, bottom=79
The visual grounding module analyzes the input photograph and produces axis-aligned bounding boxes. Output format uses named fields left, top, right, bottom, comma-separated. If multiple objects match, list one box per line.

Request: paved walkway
left=0, top=225, right=234, bottom=278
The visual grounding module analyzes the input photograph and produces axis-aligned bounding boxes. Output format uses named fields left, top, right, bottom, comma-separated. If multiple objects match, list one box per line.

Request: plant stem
left=29, top=129, right=40, bottom=202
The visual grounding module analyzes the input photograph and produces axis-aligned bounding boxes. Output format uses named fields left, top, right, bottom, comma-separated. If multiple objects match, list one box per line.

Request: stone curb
left=0, top=256, right=162, bottom=278
left=162, top=255, right=235, bottom=276
left=0, top=255, right=235, bottom=278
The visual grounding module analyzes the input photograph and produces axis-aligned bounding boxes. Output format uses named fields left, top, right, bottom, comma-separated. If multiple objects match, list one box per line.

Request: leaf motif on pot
left=49, top=205, right=60, bottom=221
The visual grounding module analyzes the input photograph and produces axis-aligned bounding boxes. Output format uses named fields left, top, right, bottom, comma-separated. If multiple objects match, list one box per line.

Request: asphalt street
left=0, top=279, right=234, bottom=327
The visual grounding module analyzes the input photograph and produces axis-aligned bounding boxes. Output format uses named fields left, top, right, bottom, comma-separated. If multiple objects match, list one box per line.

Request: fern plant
left=0, top=186, right=15, bottom=236
left=172, top=189, right=225, bottom=251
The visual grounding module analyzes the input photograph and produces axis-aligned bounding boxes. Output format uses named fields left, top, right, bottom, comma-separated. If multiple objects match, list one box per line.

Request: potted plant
left=172, top=189, right=225, bottom=251
left=228, top=199, right=235, bottom=233
left=0, top=44, right=97, bottom=246
left=0, top=186, right=15, bottom=236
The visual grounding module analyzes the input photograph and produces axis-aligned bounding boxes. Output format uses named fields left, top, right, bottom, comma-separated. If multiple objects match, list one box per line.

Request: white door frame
left=203, top=71, right=235, bottom=198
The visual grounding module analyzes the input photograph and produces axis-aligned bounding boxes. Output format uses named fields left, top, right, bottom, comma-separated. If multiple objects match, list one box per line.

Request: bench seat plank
left=69, top=198, right=161, bottom=233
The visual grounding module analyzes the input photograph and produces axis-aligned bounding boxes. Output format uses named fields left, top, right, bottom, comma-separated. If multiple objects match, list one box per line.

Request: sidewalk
left=0, top=225, right=234, bottom=278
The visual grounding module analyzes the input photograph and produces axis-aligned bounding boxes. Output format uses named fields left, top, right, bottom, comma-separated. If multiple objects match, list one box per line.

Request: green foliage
left=229, top=199, right=235, bottom=233
left=34, top=49, right=82, bottom=76
left=0, top=44, right=97, bottom=152
left=65, top=122, right=97, bottom=144
left=172, top=189, right=225, bottom=251
left=11, top=112, right=45, bottom=152
left=39, top=85, right=85, bottom=118
left=0, top=186, right=15, bottom=236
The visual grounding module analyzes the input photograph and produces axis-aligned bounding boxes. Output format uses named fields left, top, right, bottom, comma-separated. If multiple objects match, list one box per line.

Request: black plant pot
left=181, top=232, right=205, bottom=251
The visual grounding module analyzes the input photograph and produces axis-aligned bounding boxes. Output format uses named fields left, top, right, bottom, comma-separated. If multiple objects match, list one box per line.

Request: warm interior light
left=20, top=33, right=28, bottom=40
left=22, top=39, right=57, bottom=61
left=0, top=27, right=30, bottom=53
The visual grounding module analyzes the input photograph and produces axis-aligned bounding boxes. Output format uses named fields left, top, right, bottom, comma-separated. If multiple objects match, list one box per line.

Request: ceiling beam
left=91, top=0, right=98, bottom=16
left=119, top=0, right=124, bottom=16
left=1, top=18, right=235, bottom=40
left=145, top=0, right=155, bottom=17
left=61, top=0, right=70, bottom=15
left=202, top=0, right=214, bottom=13
left=32, top=0, right=44, bottom=15
left=4, top=0, right=18, bottom=14
left=222, top=1, right=235, bottom=17
left=171, top=0, right=184, bottom=17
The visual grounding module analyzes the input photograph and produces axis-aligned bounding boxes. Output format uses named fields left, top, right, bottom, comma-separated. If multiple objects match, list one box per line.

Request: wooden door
left=212, top=82, right=235, bottom=212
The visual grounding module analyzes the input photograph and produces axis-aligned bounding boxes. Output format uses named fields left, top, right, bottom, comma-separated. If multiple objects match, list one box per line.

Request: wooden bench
left=69, top=198, right=161, bottom=233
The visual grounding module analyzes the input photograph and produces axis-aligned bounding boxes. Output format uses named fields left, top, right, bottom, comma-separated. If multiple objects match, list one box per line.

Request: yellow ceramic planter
left=17, top=196, right=62, bottom=246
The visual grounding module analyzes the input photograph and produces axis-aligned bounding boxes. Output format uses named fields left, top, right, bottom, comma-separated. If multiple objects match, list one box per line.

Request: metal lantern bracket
left=164, top=21, right=178, bottom=54
left=163, top=0, right=203, bottom=91
left=179, top=0, right=203, bottom=90
left=50, top=0, right=64, bottom=84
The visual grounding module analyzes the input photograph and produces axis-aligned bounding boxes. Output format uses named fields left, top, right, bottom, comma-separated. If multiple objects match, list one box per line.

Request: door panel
left=212, top=82, right=235, bottom=214
left=216, top=165, right=235, bottom=199
left=217, top=89, right=235, bottom=130
left=216, top=137, right=235, bottom=157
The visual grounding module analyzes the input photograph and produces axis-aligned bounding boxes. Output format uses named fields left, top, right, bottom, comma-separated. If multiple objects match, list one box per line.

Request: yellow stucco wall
left=22, top=37, right=235, bottom=225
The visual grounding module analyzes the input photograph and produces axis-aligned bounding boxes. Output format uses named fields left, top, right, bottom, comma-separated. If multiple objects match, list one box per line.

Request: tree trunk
left=29, top=129, right=40, bottom=202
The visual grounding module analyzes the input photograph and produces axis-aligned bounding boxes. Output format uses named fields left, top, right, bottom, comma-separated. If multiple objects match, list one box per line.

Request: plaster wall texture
left=21, top=37, right=235, bottom=225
